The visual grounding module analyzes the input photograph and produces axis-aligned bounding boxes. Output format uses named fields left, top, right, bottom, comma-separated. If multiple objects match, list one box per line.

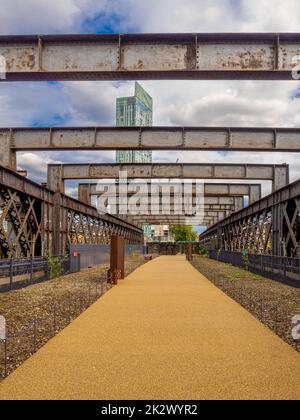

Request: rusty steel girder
left=47, top=163, right=289, bottom=194
left=0, top=33, right=300, bottom=81
left=78, top=182, right=261, bottom=206
left=1, top=126, right=300, bottom=169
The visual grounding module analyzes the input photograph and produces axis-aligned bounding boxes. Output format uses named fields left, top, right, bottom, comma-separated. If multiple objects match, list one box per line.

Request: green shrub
left=47, top=253, right=67, bottom=279
left=242, top=252, right=250, bottom=271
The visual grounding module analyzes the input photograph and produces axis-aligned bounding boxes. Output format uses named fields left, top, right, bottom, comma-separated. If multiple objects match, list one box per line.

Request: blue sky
left=0, top=0, right=300, bottom=224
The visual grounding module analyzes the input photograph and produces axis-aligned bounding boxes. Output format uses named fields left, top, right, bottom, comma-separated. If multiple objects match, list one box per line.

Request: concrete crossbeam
left=47, top=163, right=289, bottom=193
left=0, top=33, right=300, bottom=81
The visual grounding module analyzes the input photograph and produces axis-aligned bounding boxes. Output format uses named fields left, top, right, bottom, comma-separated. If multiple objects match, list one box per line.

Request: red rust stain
left=3, top=48, right=36, bottom=71
left=222, top=50, right=269, bottom=69
left=185, top=44, right=196, bottom=70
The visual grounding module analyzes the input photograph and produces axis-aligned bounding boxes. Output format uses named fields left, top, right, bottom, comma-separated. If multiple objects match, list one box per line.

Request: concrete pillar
left=47, top=165, right=64, bottom=193
left=110, top=235, right=125, bottom=281
left=78, top=184, right=92, bottom=205
left=0, top=131, right=16, bottom=169
left=273, top=165, right=289, bottom=192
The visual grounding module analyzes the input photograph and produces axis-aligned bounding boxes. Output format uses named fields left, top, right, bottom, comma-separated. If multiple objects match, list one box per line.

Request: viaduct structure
left=0, top=166, right=142, bottom=258
left=0, top=32, right=299, bottom=257
left=199, top=180, right=300, bottom=257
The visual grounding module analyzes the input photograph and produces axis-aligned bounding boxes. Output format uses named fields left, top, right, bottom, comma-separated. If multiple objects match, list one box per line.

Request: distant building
left=116, top=82, right=172, bottom=242
left=116, top=82, right=153, bottom=164
left=148, top=226, right=174, bottom=243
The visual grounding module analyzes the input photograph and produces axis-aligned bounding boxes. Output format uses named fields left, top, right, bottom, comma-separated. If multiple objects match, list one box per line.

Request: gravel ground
left=0, top=256, right=148, bottom=379
left=1, top=256, right=300, bottom=400
left=192, top=256, right=300, bottom=353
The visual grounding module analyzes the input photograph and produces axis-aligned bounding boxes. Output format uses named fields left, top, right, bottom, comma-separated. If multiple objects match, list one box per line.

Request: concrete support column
left=0, top=131, right=16, bottom=169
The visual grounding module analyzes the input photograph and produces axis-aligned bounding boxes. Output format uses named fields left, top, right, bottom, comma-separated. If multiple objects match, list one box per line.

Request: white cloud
left=1, top=0, right=299, bottom=35
left=0, top=83, right=69, bottom=126
left=110, top=0, right=300, bottom=32
left=63, top=82, right=132, bottom=126
left=0, top=0, right=110, bottom=34
left=18, top=152, right=61, bottom=182
left=0, top=0, right=79, bottom=34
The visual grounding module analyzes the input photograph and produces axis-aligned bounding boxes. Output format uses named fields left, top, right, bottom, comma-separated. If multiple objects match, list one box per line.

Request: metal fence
left=208, top=250, right=300, bottom=288
left=0, top=255, right=80, bottom=293
left=0, top=276, right=112, bottom=379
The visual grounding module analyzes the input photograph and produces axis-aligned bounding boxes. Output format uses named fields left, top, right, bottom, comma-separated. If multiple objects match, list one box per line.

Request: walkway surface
left=0, top=256, right=300, bottom=400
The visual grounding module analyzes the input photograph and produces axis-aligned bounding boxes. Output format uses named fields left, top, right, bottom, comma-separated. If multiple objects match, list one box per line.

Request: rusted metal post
left=186, top=243, right=193, bottom=262
left=0, top=132, right=16, bottom=169
left=110, top=235, right=125, bottom=282
left=78, top=184, right=92, bottom=205
left=52, top=192, right=62, bottom=256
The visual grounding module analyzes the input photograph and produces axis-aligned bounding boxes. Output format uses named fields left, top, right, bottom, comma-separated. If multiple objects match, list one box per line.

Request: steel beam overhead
left=130, top=216, right=221, bottom=226
left=1, top=127, right=300, bottom=168
left=0, top=33, right=300, bottom=81
left=78, top=182, right=260, bottom=205
left=47, top=163, right=289, bottom=193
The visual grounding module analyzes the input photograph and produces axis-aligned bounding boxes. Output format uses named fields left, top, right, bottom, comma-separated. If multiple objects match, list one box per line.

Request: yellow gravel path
left=0, top=256, right=300, bottom=400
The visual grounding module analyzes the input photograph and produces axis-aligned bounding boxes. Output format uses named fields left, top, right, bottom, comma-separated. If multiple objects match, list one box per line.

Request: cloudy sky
left=0, top=0, right=300, bottom=198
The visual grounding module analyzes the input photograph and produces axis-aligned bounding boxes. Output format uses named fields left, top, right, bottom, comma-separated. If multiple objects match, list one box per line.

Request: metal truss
left=0, top=185, right=42, bottom=258
left=200, top=179, right=300, bottom=257
left=0, top=166, right=143, bottom=258
left=67, top=210, right=140, bottom=247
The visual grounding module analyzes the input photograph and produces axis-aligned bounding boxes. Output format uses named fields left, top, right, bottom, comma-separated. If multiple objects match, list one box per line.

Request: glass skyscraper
left=116, top=82, right=153, bottom=164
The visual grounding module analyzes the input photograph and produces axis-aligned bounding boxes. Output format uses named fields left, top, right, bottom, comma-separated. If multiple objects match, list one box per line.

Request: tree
left=169, top=225, right=198, bottom=242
